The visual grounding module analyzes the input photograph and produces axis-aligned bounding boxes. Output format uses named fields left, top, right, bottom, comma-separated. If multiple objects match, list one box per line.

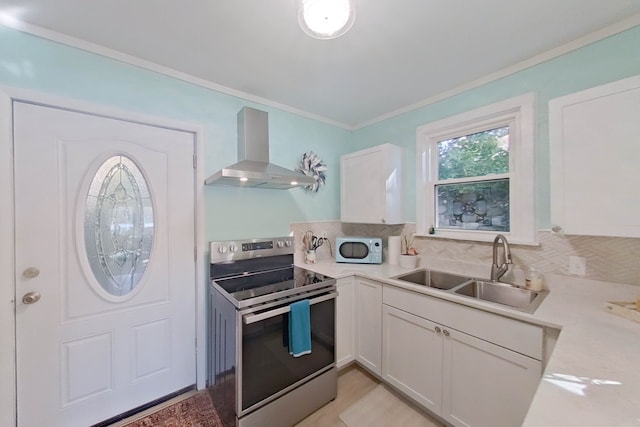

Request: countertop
left=298, top=260, right=640, bottom=427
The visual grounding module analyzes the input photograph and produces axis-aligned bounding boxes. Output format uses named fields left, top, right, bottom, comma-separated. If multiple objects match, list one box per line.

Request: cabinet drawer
left=383, top=285, right=543, bottom=360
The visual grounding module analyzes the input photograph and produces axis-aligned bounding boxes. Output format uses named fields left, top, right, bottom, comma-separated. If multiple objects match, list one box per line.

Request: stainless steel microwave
left=335, top=237, right=382, bottom=264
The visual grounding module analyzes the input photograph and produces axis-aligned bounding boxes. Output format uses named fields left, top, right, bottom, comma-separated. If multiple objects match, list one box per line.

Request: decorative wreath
left=297, top=151, right=327, bottom=193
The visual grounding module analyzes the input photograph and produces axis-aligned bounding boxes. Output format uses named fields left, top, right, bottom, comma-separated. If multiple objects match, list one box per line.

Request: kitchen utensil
left=311, top=236, right=324, bottom=250
left=304, top=230, right=313, bottom=251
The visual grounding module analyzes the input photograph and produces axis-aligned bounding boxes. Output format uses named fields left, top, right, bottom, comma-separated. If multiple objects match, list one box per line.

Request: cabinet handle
left=443, top=329, right=450, bottom=337
left=435, top=326, right=442, bottom=334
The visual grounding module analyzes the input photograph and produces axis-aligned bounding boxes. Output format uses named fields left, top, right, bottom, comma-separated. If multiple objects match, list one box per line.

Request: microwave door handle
left=243, top=291, right=337, bottom=325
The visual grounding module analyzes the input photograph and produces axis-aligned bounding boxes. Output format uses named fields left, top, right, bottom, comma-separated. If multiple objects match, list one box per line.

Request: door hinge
left=193, top=154, right=197, bottom=169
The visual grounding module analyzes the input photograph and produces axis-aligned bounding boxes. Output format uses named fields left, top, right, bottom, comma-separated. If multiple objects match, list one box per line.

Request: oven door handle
left=243, top=291, right=337, bottom=325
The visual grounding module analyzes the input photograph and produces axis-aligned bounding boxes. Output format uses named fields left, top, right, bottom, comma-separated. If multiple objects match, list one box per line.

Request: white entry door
left=14, top=101, right=197, bottom=427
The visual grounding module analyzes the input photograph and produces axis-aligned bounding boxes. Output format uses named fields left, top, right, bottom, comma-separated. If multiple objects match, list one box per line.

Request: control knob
left=218, top=246, right=228, bottom=254
left=229, top=244, right=238, bottom=252
left=277, top=240, right=284, bottom=248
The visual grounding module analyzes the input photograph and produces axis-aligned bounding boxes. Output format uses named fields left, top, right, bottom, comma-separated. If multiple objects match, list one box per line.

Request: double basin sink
left=391, top=269, right=548, bottom=314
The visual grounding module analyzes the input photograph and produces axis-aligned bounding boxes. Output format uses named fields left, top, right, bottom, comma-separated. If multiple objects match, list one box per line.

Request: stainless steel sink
left=393, top=269, right=471, bottom=290
left=393, top=269, right=548, bottom=314
left=454, top=280, right=548, bottom=313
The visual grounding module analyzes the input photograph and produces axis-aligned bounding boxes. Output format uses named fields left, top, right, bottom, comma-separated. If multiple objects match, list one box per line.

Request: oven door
left=238, top=291, right=336, bottom=416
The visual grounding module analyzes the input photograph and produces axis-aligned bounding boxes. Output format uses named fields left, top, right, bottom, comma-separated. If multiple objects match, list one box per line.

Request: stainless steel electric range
left=208, top=236, right=337, bottom=427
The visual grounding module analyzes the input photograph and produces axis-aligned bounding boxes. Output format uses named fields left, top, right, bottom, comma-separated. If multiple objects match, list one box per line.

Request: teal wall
left=0, top=26, right=351, bottom=241
left=351, top=25, right=640, bottom=227
left=1, top=24, right=639, bottom=238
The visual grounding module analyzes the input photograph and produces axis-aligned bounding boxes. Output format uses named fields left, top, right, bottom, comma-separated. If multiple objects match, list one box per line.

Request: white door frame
left=0, top=87, right=207, bottom=427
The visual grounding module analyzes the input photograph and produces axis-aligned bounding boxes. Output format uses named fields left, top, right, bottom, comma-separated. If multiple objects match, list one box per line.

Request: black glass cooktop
left=213, top=265, right=333, bottom=302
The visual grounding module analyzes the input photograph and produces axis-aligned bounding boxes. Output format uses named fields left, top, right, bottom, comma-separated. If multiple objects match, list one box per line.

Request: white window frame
left=416, top=93, right=537, bottom=245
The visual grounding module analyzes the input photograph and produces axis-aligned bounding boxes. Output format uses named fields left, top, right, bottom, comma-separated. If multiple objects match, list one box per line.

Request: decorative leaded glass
left=435, top=178, right=510, bottom=232
left=85, top=155, right=154, bottom=296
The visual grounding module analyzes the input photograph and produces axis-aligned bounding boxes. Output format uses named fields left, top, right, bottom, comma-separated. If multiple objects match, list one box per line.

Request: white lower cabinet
left=336, top=277, right=355, bottom=368
left=442, top=326, right=541, bottom=427
left=382, top=305, right=443, bottom=414
left=382, top=286, right=543, bottom=427
left=355, top=277, right=382, bottom=375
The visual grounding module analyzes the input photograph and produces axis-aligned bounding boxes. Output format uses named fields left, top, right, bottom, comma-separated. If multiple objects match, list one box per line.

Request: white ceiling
left=0, top=0, right=639, bottom=128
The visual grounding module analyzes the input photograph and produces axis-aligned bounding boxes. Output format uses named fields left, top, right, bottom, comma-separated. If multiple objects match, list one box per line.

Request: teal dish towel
left=289, top=299, right=312, bottom=357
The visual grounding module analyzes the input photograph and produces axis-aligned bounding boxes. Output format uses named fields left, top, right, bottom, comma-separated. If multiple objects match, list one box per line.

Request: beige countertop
left=299, top=260, right=640, bottom=427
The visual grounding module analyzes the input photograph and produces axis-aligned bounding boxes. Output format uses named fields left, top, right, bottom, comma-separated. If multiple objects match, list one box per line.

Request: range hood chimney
left=205, top=107, right=316, bottom=189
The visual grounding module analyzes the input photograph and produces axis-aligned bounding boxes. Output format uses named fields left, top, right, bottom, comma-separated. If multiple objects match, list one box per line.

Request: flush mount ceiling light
left=297, top=0, right=356, bottom=40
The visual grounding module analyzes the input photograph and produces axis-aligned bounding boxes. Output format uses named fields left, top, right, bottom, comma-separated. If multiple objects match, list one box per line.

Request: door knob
left=22, top=291, right=41, bottom=305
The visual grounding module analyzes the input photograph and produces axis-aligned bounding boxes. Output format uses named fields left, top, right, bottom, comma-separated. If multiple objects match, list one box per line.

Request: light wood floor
left=113, top=364, right=442, bottom=427
left=295, top=365, right=380, bottom=427
left=296, top=365, right=444, bottom=427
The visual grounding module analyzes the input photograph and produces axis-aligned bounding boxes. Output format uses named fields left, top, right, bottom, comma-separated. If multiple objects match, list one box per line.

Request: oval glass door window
left=84, top=155, right=154, bottom=297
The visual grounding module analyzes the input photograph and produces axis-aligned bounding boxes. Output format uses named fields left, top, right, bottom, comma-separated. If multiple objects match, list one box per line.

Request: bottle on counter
left=525, top=267, right=543, bottom=291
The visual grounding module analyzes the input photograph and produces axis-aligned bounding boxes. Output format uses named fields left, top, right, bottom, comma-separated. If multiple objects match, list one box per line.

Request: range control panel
left=210, top=236, right=294, bottom=263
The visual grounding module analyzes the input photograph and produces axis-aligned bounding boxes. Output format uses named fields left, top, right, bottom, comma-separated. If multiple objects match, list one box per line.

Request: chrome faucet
left=490, top=234, right=512, bottom=281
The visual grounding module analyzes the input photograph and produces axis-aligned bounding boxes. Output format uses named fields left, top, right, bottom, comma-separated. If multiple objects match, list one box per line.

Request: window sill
left=415, top=231, right=540, bottom=247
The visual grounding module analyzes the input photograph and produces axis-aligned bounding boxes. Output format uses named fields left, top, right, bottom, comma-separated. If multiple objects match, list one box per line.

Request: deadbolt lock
left=22, top=267, right=40, bottom=279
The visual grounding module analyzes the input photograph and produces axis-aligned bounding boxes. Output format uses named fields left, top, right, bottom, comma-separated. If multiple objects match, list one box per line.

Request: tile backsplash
left=290, top=221, right=640, bottom=286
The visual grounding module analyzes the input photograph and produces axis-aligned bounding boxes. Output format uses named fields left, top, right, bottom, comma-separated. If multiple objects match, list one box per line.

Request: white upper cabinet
left=549, top=75, right=640, bottom=237
left=341, top=143, right=403, bottom=224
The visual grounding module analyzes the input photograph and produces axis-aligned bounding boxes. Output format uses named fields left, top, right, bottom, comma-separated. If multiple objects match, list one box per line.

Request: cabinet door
left=382, top=305, right=443, bottom=414
left=336, top=277, right=355, bottom=368
left=340, top=143, right=402, bottom=224
left=442, top=328, right=542, bottom=427
left=549, top=75, right=640, bottom=237
left=355, top=278, right=382, bottom=375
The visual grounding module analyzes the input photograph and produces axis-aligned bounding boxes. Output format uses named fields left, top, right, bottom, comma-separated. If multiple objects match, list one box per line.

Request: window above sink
left=415, top=93, right=537, bottom=245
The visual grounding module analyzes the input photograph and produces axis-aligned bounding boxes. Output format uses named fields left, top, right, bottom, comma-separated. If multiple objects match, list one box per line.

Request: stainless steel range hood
left=205, top=107, right=315, bottom=189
